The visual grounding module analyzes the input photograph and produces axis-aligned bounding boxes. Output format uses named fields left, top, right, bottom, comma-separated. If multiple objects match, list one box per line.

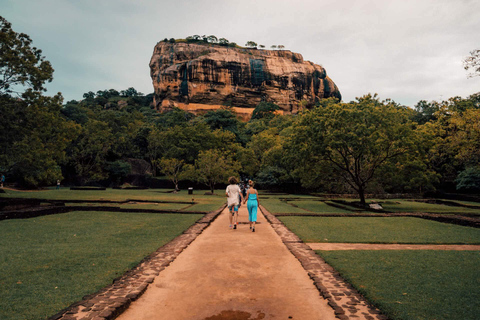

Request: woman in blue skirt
left=243, top=180, right=259, bottom=232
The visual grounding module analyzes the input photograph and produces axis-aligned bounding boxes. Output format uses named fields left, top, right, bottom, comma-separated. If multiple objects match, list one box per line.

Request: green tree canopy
left=0, top=16, right=54, bottom=95
left=193, top=149, right=239, bottom=193
left=288, top=94, right=422, bottom=205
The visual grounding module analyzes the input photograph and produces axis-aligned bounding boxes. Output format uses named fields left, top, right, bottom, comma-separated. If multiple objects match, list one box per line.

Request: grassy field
left=318, top=250, right=480, bottom=320
left=289, top=200, right=355, bottom=214
left=0, top=188, right=226, bottom=320
left=0, top=211, right=202, bottom=320
left=374, top=200, right=480, bottom=214
left=279, top=216, right=480, bottom=244
left=1, top=188, right=226, bottom=213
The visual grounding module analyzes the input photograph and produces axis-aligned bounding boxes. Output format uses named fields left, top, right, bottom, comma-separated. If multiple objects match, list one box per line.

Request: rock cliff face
left=149, top=42, right=341, bottom=119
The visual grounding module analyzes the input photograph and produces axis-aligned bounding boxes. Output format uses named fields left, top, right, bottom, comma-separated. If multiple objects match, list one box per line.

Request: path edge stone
left=48, top=204, right=226, bottom=320
left=261, top=205, right=390, bottom=320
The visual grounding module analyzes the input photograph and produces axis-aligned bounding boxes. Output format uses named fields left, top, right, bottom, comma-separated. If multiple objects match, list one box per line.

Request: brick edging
left=49, top=205, right=226, bottom=320
left=260, top=205, right=389, bottom=320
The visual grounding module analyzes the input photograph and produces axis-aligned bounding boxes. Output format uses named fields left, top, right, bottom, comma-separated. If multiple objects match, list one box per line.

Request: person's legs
left=228, top=205, right=234, bottom=227
left=233, top=205, right=239, bottom=229
left=251, top=204, right=258, bottom=232
left=247, top=201, right=253, bottom=229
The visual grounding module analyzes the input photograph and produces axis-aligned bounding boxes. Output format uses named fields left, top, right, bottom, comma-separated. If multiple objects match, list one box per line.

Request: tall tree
left=68, top=119, right=113, bottom=184
left=288, top=95, right=422, bottom=205
left=194, top=149, right=239, bottom=193
left=156, top=157, right=188, bottom=192
left=0, top=16, right=54, bottom=95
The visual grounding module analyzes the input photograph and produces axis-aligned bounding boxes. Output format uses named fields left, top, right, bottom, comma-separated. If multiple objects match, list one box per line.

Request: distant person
left=226, top=176, right=243, bottom=230
left=1, top=174, right=5, bottom=188
left=243, top=179, right=259, bottom=232
left=56, top=179, right=60, bottom=190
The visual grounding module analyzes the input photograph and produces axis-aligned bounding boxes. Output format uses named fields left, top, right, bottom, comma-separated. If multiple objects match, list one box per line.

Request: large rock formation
left=149, top=41, right=341, bottom=119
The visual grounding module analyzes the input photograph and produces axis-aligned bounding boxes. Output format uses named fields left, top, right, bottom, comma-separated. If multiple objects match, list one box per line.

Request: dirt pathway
left=307, top=243, right=480, bottom=251
left=117, top=204, right=336, bottom=320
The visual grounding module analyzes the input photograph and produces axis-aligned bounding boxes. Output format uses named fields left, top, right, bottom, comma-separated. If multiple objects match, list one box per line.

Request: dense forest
left=2, top=16, right=480, bottom=204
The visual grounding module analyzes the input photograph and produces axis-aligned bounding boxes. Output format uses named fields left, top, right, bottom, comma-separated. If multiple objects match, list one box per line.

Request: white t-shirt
left=226, top=184, right=241, bottom=207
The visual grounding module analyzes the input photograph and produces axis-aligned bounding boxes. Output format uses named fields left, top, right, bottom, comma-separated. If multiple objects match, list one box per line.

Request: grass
left=317, top=250, right=480, bottom=320
left=0, top=211, right=201, bottom=320
left=260, top=198, right=311, bottom=213
left=370, top=199, right=480, bottom=215
left=279, top=216, right=480, bottom=244
left=1, top=188, right=226, bottom=213
left=289, top=200, right=355, bottom=214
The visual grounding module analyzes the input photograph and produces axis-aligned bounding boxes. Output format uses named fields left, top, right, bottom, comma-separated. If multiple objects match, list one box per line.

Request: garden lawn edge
left=261, top=205, right=389, bottom=320
left=48, top=204, right=226, bottom=320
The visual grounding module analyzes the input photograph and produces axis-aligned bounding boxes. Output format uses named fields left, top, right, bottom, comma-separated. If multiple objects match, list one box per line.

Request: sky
left=2, top=0, right=479, bottom=107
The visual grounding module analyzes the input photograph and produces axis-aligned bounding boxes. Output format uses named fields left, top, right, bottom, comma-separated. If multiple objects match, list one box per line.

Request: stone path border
left=48, top=205, right=226, bottom=320
left=307, top=243, right=480, bottom=251
left=261, top=205, right=389, bottom=320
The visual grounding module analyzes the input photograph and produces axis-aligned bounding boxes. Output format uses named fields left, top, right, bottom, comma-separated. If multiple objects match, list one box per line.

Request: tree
left=106, top=160, right=131, bottom=186
left=0, top=91, right=80, bottom=187
left=251, top=102, right=280, bottom=120
left=456, top=166, right=480, bottom=192
left=463, top=49, right=480, bottom=78
left=0, top=16, right=54, bottom=95
left=207, top=35, right=218, bottom=43
left=413, top=100, right=440, bottom=124
left=120, top=87, right=139, bottom=97
left=194, top=149, right=239, bottom=193
left=288, top=94, right=421, bottom=205
left=245, top=41, right=257, bottom=48
left=156, top=157, right=187, bottom=192
left=278, top=45, right=285, bottom=50
left=271, top=45, right=277, bottom=49
left=219, top=38, right=229, bottom=46
left=259, top=45, right=265, bottom=49
left=68, top=119, right=113, bottom=184
left=83, top=91, right=95, bottom=100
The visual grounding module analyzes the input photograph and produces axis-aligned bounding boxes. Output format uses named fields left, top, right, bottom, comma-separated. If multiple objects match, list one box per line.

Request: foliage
left=67, top=119, right=113, bottom=184
left=193, top=149, right=240, bottom=193
left=155, top=157, right=188, bottom=191
left=0, top=16, right=54, bottom=95
left=287, top=94, right=422, bottom=204
left=106, top=160, right=131, bottom=186
left=251, top=102, right=280, bottom=120
left=456, top=166, right=480, bottom=192
left=463, top=49, right=480, bottom=78
left=0, top=92, right=80, bottom=187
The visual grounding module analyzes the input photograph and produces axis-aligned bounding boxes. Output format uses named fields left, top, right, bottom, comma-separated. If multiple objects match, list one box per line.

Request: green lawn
left=289, top=200, right=356, bottom=214
left=318, top=250, right=480, bottom=320
left=372, top=200, right=480, bottom=215
left=0, top=211, right=201, bottom=320
left=1, top=188, right=226, bottom=213
left=279, top=216, right=480, bottom=244
left=261, top=198, right=311, bottom=214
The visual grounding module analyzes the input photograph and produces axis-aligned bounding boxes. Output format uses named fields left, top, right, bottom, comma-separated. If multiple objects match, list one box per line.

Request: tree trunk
left=210, top=182, right=215, bottom=194
left=358, top=186, right=366, bottom=207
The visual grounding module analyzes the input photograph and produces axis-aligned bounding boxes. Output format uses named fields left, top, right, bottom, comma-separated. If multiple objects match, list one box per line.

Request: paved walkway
left=117, top=204, right=336, bottom=320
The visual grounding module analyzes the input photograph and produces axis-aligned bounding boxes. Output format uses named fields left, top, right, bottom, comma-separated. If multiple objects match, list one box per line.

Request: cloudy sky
left=2, top=0, right=479, bottom=107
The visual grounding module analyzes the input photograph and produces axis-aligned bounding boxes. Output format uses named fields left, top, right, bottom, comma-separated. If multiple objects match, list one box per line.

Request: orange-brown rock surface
left=149, top=41, right=341, bottom=119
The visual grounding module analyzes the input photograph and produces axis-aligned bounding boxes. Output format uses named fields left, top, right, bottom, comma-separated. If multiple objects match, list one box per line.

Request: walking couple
left=226, top=176, right=259, bottom=232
